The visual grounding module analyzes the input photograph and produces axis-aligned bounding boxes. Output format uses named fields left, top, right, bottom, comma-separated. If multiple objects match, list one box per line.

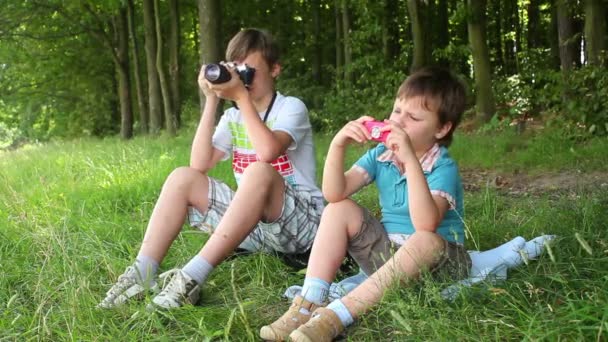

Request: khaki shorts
left=348, top=206, right=471, bottom=280
left=187, top=177, right=323, bottom=254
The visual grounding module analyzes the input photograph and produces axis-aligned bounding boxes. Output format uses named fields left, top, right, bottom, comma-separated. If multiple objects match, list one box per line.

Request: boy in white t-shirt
left=98, top=28, right=323, bottom=310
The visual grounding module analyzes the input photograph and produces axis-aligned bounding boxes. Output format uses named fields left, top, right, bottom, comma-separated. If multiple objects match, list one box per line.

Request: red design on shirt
left=232, top=151, right=294, bottom=177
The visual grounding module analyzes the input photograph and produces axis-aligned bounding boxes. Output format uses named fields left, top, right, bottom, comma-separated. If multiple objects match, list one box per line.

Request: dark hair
left=397, top=67, right=466, bottom=147
left=225, top=28, right=279, bottom=68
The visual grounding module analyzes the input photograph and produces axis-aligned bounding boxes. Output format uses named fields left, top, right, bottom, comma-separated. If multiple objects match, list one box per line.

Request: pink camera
left=363, top=120, right=389, bottom=143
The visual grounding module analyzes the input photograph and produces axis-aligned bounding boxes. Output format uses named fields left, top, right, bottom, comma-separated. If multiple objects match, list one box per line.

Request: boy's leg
left=98, top=167, right=210, bottom=308
left=139, top=167, right=211, bottom=262
left=259, top=199, right=364, bottom=341
left=151, top=162, right=288, bottom=309
left=198, top=162, right=286, bottom=265
left=289, top=231, right=447, bottom=341
left=341, top=231, right=445, bottom=317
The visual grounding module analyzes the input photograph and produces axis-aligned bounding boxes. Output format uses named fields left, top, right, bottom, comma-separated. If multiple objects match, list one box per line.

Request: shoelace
left=158, top=269, right=188, bottom=297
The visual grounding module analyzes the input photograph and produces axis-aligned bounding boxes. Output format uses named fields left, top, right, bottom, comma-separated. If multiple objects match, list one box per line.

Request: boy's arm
left=402, top=157, right=450, bottom=232
left=190, top=96, right=227, bottom=172
left=322, top=144, right=368, bottom=202
left=323, top=117, right=375, bottom=202
left=236, top=97, right=293, bottom=162
left=384, top=121, right=448, bottom=232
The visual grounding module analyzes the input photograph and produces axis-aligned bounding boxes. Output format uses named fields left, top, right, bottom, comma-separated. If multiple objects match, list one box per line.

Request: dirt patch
left=460, top=169, right=608, bottom=197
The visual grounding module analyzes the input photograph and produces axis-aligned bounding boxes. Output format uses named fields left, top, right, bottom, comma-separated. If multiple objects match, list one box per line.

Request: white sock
left=135, top=254, right=159, bottom=285
left=469, top=236, right=526, bottom=273
left=327, top=299, right=354, bottom=327
left=182, top=255, right=214, bottom=285
left=301, top=277, right=330, bottom=306
left=521, top=235, right=556, bottom=259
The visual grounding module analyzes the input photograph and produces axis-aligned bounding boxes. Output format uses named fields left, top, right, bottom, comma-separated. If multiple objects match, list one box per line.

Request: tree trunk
left=127, top=0, right=148, bottom=134
left=408, top=0, right=428, bottom=71
left=154, top=0, right=176, bottom=136
left=467, top=0, right=496, bottom=122
left=436, top=0, right=450, bottom=67
left=115, top=6, right=133, bottom=139
left=143, top=0, right=162, bottom=134
left=556, top=0, right=578, bottom=71
left=334, top=0, right=343, bottom=86
left=527, top=0, right=541, bottom=49
left=503, top=0, right=518, bottom=75
left=311, top=0, right=322, bottom=84
left=488, top=0, right=504, bottom=73
left=584, top=0, right=606, bottom=66
left=197, top=0, right=222, bottom=115
left=168, top=0, right=181, bottom=127
left=381, top=0, right=400, bottom=62
left=548, top=0, right=561, bottom=69
left=341, top=0, right=352, bottom=85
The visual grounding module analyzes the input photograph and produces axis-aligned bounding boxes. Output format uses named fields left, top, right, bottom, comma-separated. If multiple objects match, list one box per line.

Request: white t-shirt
left=212, top=92, right=322, bottom=199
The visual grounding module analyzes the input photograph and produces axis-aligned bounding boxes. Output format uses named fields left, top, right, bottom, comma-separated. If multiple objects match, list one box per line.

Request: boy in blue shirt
left=260, top=67, right=470, bottom=341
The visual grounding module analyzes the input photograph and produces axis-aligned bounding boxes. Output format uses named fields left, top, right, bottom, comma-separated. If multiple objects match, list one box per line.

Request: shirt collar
left=377, top=143, right=441, bottom=173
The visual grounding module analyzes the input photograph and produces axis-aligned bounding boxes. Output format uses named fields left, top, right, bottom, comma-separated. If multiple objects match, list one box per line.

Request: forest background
left=1, top=0, right=607, bottom=340
left=1, top=0, right=607, bottom=144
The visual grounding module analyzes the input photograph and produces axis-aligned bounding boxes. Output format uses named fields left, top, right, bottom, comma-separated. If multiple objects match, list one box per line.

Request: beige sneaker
left=289, top=307, right=345, bottom=342
left=259, top=295, right=321, bottom=341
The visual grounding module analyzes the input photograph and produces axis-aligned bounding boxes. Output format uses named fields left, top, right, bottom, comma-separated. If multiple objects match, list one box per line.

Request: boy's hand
left=382, top=120, right=416, bottom=163
left=331, top=116, right=375, bottom=148
left=206, top=64, right=249, bottom=102
left=198, top=65, right=218, bottom=99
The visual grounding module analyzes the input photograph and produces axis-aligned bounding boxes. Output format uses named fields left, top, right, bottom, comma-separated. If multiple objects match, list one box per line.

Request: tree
left=467, top=0, right=496, bottom=122
left=556, top=0, right=578, bottom=71
left=584, top=0, right=606, bottom=66
left=527, top=0, right=542, bottom=49
left=341, top=0, right=353, bottom=85
left=407, top=0, right=429, bottom=71
left=114, top=5, right=134, bottom=139
left=197, top=0, right=222, bottom=114
left=127, top=0, right=149, bottom=134
left=334, top=0, right=344, bottom=86
left=168, top=0, right=181, bottom=126
left=154, top=0, right=176, bottom=136
left=143, top=0, right=162, bottom=134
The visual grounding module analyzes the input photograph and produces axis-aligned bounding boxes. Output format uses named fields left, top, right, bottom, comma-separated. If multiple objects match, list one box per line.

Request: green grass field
left=1, top=129, right=607, bottom=341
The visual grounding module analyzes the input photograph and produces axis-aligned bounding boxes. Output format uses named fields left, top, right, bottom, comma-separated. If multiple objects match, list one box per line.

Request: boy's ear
left=270, top=63, right=281, bottom=78
left=435, top=121, right=452, bottom=140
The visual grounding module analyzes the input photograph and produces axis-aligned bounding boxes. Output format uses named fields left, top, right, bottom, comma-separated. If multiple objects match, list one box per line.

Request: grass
left=1, top=128, right=607, bottom=340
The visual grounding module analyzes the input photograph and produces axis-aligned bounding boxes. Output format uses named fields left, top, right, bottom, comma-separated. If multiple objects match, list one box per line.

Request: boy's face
left=389, top=95, right=451, bottom=154
left=234, top=51, right=280, bottom=102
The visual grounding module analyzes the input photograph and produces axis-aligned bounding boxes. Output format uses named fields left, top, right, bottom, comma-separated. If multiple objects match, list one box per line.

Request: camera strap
left=231, top=91, right=277, bottom=124
left=262, top=91, right=278, bottom=123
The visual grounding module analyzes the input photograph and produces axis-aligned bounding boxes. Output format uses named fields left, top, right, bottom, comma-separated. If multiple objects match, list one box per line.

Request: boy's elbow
left=413, top=219, right=440, bottom=233
left=323, top=191, right=345, bottom=203
left=255, top=146, right=281, bottom=163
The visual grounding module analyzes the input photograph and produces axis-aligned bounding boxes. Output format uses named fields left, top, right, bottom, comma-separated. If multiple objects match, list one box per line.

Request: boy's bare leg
left=305, top=199, right=365, bottom=282
left=340, top=231, right=445, bottom=318
left=198, top=162, right=286, bottom=265
left=99, top=166, right=211, bottom=308
left=258, top=199, right=363, bottom=340
left=139, top=166, right=211, bottom=262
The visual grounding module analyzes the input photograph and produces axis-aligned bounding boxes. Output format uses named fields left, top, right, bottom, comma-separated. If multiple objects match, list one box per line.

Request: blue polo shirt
left=353, top=144, right=465, bottom=243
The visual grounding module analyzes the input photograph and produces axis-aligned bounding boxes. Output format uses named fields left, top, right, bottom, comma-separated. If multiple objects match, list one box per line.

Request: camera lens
left=205, top=65, right=221, bottom=81
left=204, top=64, right=231, bottom=84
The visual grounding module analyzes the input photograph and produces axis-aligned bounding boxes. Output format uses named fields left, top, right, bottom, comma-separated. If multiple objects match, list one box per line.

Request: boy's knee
left=240, top=162, right=279, bottom=186
left=165, top=166, right=207, bottom=191
left=324, top=199, right=359, bottom=214
left=405, top=231, right=444, bottom=252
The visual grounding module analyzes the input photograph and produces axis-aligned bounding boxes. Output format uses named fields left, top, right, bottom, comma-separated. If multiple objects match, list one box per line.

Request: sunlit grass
left=1, top=129, right=606, bottom=340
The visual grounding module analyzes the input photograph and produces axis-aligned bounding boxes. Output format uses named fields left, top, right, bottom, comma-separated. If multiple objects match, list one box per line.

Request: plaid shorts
left=187, top=177, right=323, bottom=254
left=349, top=206, right=471, bottom=280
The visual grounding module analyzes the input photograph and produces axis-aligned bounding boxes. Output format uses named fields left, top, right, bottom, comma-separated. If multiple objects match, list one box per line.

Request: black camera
left=204, top=63, right=256, bottom=88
